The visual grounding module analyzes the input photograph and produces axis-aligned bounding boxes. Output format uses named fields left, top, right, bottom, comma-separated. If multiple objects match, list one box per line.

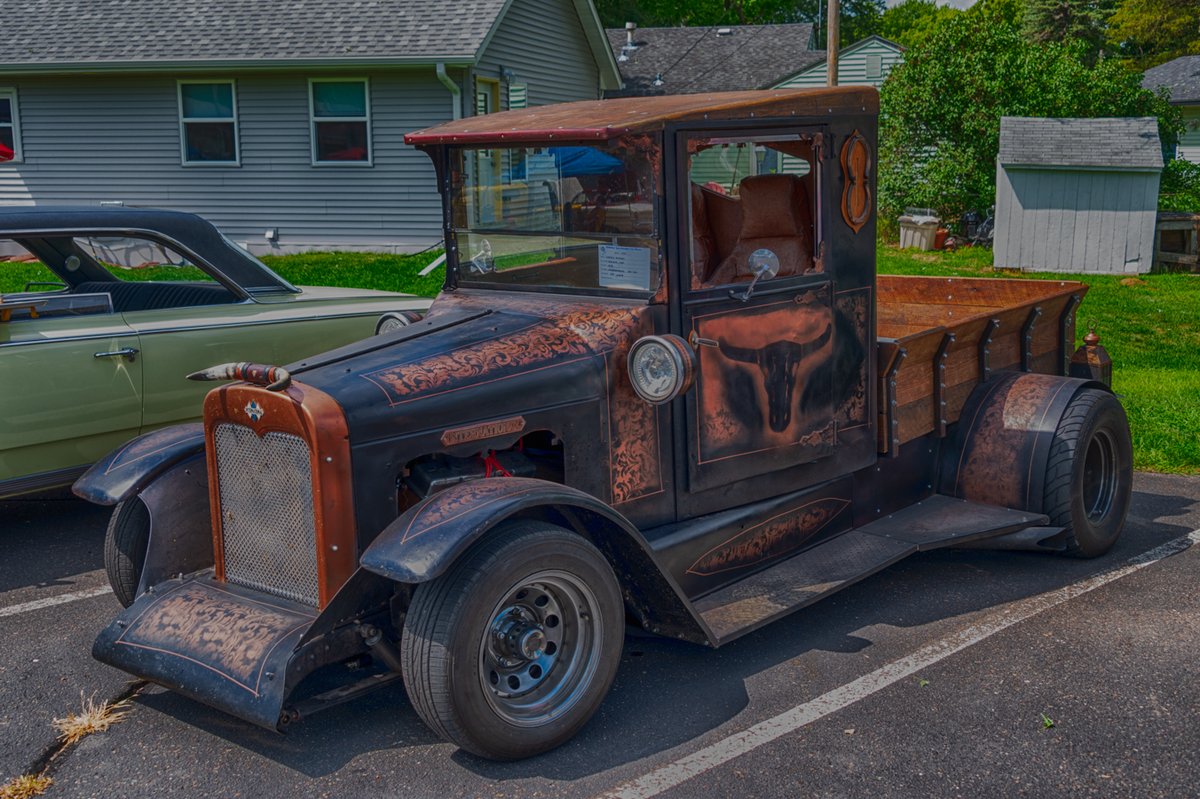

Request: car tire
left=401, top=520, right=624, bottom=760
left=1043, top=389, right=1133, bottom=558
left=104, top=498, right=150, bottom=607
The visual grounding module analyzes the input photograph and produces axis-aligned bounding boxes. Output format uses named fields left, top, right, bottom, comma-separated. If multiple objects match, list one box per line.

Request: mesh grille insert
left=214, top=423, right=320, bottom=606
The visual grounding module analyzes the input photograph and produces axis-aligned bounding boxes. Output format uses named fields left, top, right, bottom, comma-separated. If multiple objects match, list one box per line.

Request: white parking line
left=598, top=528, right=1200, bottom=799
left=0, top=585, right=111, bottom=618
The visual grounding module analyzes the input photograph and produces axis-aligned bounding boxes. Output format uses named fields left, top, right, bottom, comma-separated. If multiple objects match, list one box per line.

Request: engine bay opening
left=398, top=431, right=565, bottom=512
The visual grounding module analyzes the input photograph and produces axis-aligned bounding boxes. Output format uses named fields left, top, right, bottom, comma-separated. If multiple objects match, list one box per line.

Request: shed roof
left=0, top=0, right=613, bottom=75
left=1142, top=55, right=1200, bottom=105
left=998, top=117, right=1163, bottom=171
left=405, top=87, right=877, bottom=145
left=604, top=24, right=824, bottom=97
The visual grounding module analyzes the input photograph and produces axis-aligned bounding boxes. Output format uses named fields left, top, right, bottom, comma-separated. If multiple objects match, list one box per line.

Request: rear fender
left=72, top=423, right=205, bottom=506
left=361, top=477, right=711, bottom=644
left=940, top=372, right=1109, bottom=514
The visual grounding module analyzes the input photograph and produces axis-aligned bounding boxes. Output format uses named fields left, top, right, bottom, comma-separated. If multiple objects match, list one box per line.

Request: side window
left=0, top=240, right=112, bottom=321
left=178, top=81, right=239, bottom=165
left=0, top=89, right=21, bottom=163
left=73, top=236, right=216, bottom=284
left=687, top=133, right=821, bottom=289
left=310, top=79, right=371, bottom=164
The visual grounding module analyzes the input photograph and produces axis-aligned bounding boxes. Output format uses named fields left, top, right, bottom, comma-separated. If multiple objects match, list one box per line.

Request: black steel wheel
left=1043, top=389, right=1133, bottom=557
left=401, top=520, right=624, bottom=760
left=104, top=497, right=150, bottom=607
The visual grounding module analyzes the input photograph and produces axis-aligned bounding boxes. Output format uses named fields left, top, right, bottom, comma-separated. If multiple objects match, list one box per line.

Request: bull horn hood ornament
left=187, top=361, right=293, bottom=392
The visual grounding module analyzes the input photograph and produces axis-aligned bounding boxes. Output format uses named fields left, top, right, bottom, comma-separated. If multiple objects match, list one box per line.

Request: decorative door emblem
left=840, top=130, right=872, bottom=234
left=244, top=400, right=265, bottom=422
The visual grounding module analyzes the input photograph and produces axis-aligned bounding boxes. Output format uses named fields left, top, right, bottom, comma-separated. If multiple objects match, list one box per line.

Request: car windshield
left=450, top=142, right=661, bottom=296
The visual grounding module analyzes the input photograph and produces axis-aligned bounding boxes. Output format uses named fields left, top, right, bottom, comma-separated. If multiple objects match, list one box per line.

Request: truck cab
left=78, top=88, right=1132, bottom=761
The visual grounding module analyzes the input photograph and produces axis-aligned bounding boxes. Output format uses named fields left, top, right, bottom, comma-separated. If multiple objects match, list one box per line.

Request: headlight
left=627, top=335, right=696, bottom=405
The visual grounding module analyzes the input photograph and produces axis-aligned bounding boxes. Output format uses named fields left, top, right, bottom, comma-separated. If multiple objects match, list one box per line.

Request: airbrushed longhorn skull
left=718, top=323, right=832, bottom=432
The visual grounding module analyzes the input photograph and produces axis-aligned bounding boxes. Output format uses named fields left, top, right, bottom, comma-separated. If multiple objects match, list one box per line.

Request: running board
left=696, top=495, right=1048, bottom=644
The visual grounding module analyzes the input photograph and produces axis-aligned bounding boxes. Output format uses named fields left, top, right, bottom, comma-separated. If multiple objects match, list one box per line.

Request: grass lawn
left=878, top=243, right=1200, bottom=475
left=4, top=244, right=1194, bottom=473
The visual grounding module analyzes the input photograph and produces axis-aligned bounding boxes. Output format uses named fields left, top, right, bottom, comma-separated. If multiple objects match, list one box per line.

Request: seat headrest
left=737, top=174, right=805, bottom=239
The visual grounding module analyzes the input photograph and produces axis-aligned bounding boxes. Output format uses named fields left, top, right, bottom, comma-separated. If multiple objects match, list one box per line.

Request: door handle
left=94, top=347, right=139, bottom=362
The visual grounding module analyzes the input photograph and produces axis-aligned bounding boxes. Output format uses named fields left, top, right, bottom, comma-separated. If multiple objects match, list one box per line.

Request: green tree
left=1107, top=0, right=1200, bottom=68
left=1022, top=0, right=1115, bottom=62
left=879, top=0, right=961, bottom=50
left=878, top=0, right=1181, bottom=232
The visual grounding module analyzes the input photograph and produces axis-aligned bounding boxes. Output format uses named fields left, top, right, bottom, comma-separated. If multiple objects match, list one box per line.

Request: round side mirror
left=748, top=248, right=780, bottom=280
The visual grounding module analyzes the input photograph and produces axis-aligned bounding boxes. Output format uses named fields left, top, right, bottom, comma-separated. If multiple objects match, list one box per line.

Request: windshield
left=450, top=142, right=661, bottom=296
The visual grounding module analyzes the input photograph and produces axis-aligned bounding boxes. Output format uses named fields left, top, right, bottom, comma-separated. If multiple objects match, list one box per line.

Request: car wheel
left=401, top=520, right=624, bottom=760
left=1043, top=389, right=1133, bottom=558
left=376, top=310, right=423, bottom=335
left=104, top=497, right=150, bottom=607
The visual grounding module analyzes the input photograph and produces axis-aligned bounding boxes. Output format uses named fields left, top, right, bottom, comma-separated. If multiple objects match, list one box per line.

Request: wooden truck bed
left=875, top=275, right=1086, bottom=454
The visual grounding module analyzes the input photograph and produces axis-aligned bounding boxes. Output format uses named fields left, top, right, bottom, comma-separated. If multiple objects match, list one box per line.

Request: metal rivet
left=325, top=456, right=333, bottom=462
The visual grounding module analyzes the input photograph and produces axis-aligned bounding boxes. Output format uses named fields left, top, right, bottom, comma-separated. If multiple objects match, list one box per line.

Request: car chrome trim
left=0, top=465, right=89, bottom=499
left=0, top=309, right=393, bottom=349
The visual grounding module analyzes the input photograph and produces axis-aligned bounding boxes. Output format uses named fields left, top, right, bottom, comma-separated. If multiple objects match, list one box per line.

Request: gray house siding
left=995, top=165, right=1160, bottom=273
left=774, top=37, right=903, bottom=89
left=0, top=70, right=453, bottom=252
left=476, top=0, right=601, bottom=108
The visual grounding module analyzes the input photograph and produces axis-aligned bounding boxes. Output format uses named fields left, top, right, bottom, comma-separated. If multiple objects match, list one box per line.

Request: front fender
left=361, top=477, right=711, bottom=644
left=940, top=371, right=1109, bottom=513
left=72, top=423, right=205, bottom=506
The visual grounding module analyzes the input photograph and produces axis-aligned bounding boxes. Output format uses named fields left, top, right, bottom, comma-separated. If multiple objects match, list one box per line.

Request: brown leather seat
left=706, top=174, right=814, bottom=285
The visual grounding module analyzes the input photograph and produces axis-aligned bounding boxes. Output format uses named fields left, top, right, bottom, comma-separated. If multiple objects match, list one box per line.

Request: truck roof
left=404, top=87, right=878, bottom=146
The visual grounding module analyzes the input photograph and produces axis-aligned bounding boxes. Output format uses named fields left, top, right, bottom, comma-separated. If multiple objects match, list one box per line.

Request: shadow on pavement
left=106, top=475, right=1200, bottom=781
left=0, top=496, right=109, bottom=593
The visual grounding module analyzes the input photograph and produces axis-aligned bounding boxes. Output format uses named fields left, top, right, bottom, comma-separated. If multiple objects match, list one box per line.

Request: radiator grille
left=213, top=422, right=320, bottom=606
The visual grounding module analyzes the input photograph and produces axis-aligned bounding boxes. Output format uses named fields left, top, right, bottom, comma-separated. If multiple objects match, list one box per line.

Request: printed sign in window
left=598, top=244, right=651, bottom=291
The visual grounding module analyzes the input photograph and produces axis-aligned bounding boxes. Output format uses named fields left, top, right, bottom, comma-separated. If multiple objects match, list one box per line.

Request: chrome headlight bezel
left=627, top=334, right=696, bottom=405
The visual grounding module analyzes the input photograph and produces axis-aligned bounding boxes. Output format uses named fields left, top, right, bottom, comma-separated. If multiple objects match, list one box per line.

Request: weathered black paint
left=72, top=423, right=204, bottom=506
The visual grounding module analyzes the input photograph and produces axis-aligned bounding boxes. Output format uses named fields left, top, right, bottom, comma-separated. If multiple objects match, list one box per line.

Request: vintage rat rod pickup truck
left=76, top=88, right=1131, bottom=760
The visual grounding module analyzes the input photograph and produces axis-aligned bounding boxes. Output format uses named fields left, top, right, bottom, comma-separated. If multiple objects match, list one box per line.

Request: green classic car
left=0, top=206, right=430, bottom=498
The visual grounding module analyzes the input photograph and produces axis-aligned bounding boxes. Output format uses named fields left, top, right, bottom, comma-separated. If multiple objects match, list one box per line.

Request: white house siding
left=1177, top=106, right=1200, bottom=162
left=995, top=165, right=1161, bottom=274
left=0, top=70, right=454, bottom=252
left=476, top=0, right=601, bottom=108
left=774, top=38, right=903, bottom=89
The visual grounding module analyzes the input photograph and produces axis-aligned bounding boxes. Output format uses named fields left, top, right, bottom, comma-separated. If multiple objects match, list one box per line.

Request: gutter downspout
left=436, top=62, right=462, bottom=120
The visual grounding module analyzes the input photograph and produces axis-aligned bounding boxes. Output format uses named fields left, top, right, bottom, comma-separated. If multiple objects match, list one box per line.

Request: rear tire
left=104, top=498, right=150, bottom=607
left=1043, top=389, right=1133, bottom=557
left=401, top=520, right=624, bottom=760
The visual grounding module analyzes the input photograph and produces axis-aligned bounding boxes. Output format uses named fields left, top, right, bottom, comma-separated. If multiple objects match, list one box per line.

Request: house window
left=0, top=89, right=21, bottom=163
left=865, top=54, right=883, bottom=80
left=310, top=79, right=371, bottom=164
left=178, top=81, right=239, bottom=164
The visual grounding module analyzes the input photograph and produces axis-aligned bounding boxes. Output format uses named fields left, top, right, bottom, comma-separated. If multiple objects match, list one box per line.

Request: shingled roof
left=0, top=0, right=531, bottom=70
left=605, top=24, right=823, bottom=97
left=1142, top=55, right=1200, bottom=104
left=998, top=117, right=1163, bottom=171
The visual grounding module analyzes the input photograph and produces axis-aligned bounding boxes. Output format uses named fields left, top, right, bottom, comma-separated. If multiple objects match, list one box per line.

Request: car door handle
left=94, top=347, right=139, bottom=362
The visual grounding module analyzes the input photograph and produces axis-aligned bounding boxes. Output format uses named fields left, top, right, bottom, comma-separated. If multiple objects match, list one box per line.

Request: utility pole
left=826, top=0, right=839, bottom=87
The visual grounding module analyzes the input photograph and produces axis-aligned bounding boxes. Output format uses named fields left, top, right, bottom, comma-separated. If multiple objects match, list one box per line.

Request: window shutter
left=508, top=83, right=528, bottom=110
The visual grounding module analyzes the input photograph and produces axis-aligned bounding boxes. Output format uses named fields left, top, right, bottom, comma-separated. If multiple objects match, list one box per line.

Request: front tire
left=401, top=520, right=624, bottom=760
left=104, top=498, right=150, bottom=607
left=1043, top=389, right=1133, bottom=557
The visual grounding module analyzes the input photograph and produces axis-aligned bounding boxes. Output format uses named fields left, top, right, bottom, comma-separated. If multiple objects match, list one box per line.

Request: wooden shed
left=994, top=117, right=1163, bottom=274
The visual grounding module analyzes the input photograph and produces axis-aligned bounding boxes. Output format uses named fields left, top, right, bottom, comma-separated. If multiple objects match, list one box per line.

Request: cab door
left=676, top=128, right=839, bottom=494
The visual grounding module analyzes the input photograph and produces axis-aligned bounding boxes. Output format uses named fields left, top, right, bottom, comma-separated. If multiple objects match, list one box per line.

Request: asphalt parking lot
left=2, top=472, right=1198, bottom=799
